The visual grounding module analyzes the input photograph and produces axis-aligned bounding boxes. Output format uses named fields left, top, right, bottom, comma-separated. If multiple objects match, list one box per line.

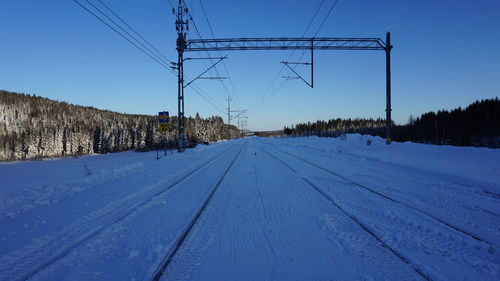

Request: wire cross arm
left=184, top=56, right=227, bottom=88
left=197, top=77, right=227, bottom=80
left=282, top=62, right=312, bottom=65
left=183, top=56, right=226, bottom=61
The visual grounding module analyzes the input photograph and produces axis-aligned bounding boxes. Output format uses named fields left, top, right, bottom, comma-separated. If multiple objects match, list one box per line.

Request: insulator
left=172, top=8, right=175, bottom=14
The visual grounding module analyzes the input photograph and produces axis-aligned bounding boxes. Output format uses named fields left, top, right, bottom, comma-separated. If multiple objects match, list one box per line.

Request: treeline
left=284, top=98, right=500, bottom=148
left=393, top=98, right=500, bottom=147
left=284, top=118, right=389, bottom=137
left=0, top=90, right=238, bottom=161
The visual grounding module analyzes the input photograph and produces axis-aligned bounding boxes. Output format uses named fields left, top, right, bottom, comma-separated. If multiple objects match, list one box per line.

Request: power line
left=247, top=0, right=332, bottom=114
left=248, top=79, right=288, bottom=117
left=281, top=0, right=340, bottom=84
left=189, top=83, right=227, bottom=114
left=96, top=0, right=173, bottom=64
left=73, top=0, right=173, bottom=72
left=313, top=0, right=340, bottom=38
left=73, top=0, right=226, bottom=114
left=198, top=0, right=243, bottom=107
left=292, top=0, right=341, bottom=63
left=83, top=0, right=172, bottom=67
left=182, top=0, right=240, bottom=108
left=180, top=1, right=226, bottom=101
left=254, top=0, right=341, bottom=115
left=303, top=0, right=327, bottom=38
left=166, top=0, right=175, bottom=10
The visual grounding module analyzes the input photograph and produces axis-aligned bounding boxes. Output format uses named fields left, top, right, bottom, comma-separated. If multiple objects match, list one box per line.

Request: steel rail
left=265, top=142, right=496, bottom=247
left=262, top=147, right=432, bottom=281
left=10, top=144, right=237, bottom=281
left=150, top=142, right=246, bottom=281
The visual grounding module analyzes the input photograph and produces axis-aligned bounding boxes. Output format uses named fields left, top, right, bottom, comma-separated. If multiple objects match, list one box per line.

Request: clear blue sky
left=1, top=0, right=499, bottom=131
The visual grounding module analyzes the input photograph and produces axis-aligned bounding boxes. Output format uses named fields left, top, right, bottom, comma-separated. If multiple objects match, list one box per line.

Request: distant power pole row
left=226, top=96, right=247, bottom=139
left=236, top=116, right=249, bottom=135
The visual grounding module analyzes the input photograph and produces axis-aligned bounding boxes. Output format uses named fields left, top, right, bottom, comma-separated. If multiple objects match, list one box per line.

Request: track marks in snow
left=150, top=143, right=246, bottom=281
left=164, top=141, right=423, bottom=281
left=269, top=139, right=500, bottom=243
left=0, top=144, right=237, bottom=281
left=0, top=162, right=145, bottom=220
left=262, top=144, right=500, bottom=281
left=263, top=148, right=431, bottom=281
left=276, top=147, right=499, bottom=246
left=252, top=162, right=279, bottom=277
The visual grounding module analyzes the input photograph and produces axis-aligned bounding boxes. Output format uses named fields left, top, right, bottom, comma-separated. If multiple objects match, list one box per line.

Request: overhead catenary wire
left=250, top=0, right=341, bottom=117
left=166, top=0, right=175, bottom=10
left=72, top=0, right=227, bottom=114
left=198, top=0, right=243, bottom=108
left=82, top=0, right=172, bottom=67
left=72, top=0, right=173, bottom=72
left=189, top=84, right=227, bottom=114
left=249, top=79, right=288, bottom=116
left=286, top=0, right=341, bottom=77
left=248, top=0, right=335, bottom=116
left=177, top=0, right=234, bottom=110
left=247, top=0, right=331, bottom=116
left=181, top=0, right=241, bottom=109
left=96, top=0, right=173, bottom=64
left=313, top=0, right=340, bottom=38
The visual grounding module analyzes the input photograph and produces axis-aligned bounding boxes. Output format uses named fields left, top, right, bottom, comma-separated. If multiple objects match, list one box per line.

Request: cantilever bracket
left=184, top=56, right=227, bottom=88
left=280, top=45, right=314, bottom=88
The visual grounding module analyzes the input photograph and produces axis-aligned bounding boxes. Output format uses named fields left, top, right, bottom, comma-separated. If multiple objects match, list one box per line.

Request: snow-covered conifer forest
left=0, top=90, right=238, bottom=161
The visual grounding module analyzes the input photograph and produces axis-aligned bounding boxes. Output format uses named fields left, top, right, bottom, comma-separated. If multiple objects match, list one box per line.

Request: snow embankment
left=283, top=134, right=500, bottom=187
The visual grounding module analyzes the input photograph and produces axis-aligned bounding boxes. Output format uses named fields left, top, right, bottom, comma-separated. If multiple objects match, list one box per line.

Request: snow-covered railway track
left=148, top=143, right=245, bottom=281
left=262, top=148, right=433, bottom=281
left=264, top=139, right=500, bottom=199
left=273, top=147, right=497, bottom=247
left=2, top=144, right=239, bottom=281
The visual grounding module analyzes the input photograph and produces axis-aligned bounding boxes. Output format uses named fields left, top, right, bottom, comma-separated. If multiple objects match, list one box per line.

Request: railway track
left=262, top=139, right=500, bottom=199
left=148, top=143, right=245, bottom=281
left=6, top=144, right=240, bottom=281
left=259, top=140, right=497, bottom=247
left=262, top=148, right=432, bottom=281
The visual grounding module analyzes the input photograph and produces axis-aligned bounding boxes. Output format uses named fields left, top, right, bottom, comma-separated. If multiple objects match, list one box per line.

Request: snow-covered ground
left=0, top=135, right=499, bottom=281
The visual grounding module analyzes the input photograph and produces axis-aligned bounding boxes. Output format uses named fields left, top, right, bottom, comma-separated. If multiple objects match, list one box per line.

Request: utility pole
left=174, top=0, right=188, bottom=152
left=237, top=116, right=248, bottom=136
left=226, top=96, right=232, bottom=140
left=385, top=32, right=393, bottom=144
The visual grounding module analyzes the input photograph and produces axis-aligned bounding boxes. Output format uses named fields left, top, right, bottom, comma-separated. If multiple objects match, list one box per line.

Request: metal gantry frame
left=174, top=0, right=393, bottom=151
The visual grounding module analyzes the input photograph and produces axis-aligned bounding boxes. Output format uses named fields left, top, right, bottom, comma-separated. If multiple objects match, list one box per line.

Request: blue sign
left=158, top=111, right=169, bottom=123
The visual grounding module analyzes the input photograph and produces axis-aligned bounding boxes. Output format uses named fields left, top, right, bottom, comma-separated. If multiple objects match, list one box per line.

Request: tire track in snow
left=149, top=142, right=246, bottom=281
left=262, top=148, right=433, bottom=281
left=1, top=144, right=237, bottom=281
